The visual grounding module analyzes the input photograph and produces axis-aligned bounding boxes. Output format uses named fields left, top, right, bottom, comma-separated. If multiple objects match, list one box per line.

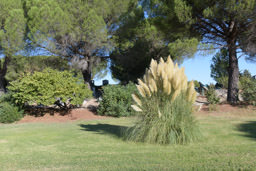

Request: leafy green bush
left=193, top=80, right=200, bottom=89
left=206, top=84, right=220, bottom=105
left=6, top=55, right=69, bottom=83
left=240, top=76, right=256, bottom=105
left=216, top=76, right=228, bottom=89
left=0, top=92, right=24, bottom=109
left=125, top=57, right=200, bottom=144
left=0, top=93, right=15, bottom=105
left=97, top=82, right=136, bottom=117
left=0, top=102, right=23, bottom=123
left=206, top=84, right=220, bottom=111
left=8, top=68, right=92, bottom=107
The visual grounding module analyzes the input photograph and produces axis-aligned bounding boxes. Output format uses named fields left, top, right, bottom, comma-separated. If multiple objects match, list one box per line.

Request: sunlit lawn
left=1, top=111, right=256, bottom=170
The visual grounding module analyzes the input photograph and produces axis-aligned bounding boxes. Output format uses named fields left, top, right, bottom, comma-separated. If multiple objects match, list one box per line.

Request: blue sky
left=94, top=51, right=256, bottom=86
left=19, top=45, right=256, bottom=85
left=181, top=52, right=256, bottom=84
left=3, top=48, right=255, bottom=86
left=94, top=11, right=256, bottom=85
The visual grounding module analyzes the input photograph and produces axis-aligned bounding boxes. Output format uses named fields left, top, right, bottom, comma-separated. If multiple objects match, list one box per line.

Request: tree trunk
left=0, top=75, right=6, bottom=95
left=81, top=60, right=93, bottom=90
left=81, top=68, right=91, bottom=83
left=227, top=40, right=239, bottom=104
left=82, top=69, right=92, bottom=84
left=0, top=56, right=10, bottom=95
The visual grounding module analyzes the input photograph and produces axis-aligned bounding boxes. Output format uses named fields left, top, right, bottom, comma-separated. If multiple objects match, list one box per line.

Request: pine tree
left=24, top=0, right=136, bottom=88
left=210, top=48, right=229, bottom=88
left=0, top=0, right=26, bottom=94
left=144, top=0, right=256, bottom=104
left=110, top=3, right=198, bottom=84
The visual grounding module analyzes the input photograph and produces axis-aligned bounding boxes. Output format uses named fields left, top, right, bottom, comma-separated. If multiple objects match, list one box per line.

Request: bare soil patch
left=19, top=108, right=107, bottom=123
left=196, top=103, right=256, bottom=117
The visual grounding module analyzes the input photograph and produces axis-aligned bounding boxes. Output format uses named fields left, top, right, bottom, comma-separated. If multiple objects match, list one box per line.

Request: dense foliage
left=240, top=71, right=256, bottom=105
left=24, top=0, right=136, bottom=84
left=8, top=69, right=92, bottom=107
left=110, top=2, right=199, bottom=84
left=240, top=79, right=256, bottom=104
left=110, top=7, right=170, bottom=83
left=144, top=0, right=256, bottom=103
left=192, top=80, right=200, bottom=89
left=206, top=84, right=220, bottom=105
left=206, top=84, right=220, bottom=111
left=5, top=55, right=69, bottom=82
left=210, top=49, right=229, bottom=89
left=125, top=56, right=200, bottom=144
left=97, top=83, right=136, bottom=117
left=0, top=102, right=23, bottom=123
left=0, top=0, right=26, bottom=93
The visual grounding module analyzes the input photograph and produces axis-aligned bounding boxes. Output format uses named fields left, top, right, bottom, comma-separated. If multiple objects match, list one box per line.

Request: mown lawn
left=1, top=112, right=256, bottom=171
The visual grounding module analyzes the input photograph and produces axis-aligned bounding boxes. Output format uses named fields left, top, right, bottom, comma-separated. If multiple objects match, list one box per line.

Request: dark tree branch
left=200, top=18, right=225, bottom=37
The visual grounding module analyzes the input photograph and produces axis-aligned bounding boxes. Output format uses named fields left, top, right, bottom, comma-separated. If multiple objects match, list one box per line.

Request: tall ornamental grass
left=125, top=56, right=201, bottom=144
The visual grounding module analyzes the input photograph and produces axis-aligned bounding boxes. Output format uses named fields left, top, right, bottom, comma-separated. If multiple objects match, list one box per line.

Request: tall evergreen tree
left=144, top=0, right=256, bottom=103
left=110, top=7, right=169, bottom=83
left=210, top=48, right=229, bottom=88
left=0, top=0, right=26, bottom=94
left=110, top=3, right=199, bottom=83
left=24, top=0, right=136, bottom=87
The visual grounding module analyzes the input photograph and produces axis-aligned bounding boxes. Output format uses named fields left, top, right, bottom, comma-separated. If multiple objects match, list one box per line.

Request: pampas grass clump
left=125, top=56, right=200, bottom=144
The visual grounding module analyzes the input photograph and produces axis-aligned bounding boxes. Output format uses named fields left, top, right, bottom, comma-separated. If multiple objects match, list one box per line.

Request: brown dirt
left=196, top=103, right=256, bottom=117
left=17, top=103, right=256, bottom=124
left=18, top=108, right=108, bottom=123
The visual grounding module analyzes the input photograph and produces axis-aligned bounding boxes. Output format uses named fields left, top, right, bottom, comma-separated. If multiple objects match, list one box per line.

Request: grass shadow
left=237, top=121, right=256, bottom=140
left=79, top=124, right=128, bottom=138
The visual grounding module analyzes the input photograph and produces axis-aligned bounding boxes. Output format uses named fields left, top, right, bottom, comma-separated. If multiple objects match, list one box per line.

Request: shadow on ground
left=79, top=124, right=128, bottom=138
left=87, top=105, right=97, bottom=113
left=237, top=121, right=256, bottom=140
left=25, top=107, right=72, bottom=116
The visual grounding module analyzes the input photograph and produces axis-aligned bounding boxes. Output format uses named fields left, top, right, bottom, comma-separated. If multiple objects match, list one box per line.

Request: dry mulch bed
left=196, top=103, right=256, bottom=117
left=17, top=100, right=256, bottom=123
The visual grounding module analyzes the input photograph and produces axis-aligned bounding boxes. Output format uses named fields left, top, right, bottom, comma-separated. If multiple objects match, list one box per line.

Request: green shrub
left=125, top=57, right=200, bottom=144
left=97, top=82, right=136, bottom=117
left=8, top=68, right=92, bottom=107
left=208, top=104, right=218, bottom=111
left=0, top=102, right=23, bottom=123
left=216, top=76, right=228, bottom=89
left=240, top=76, right=256, bottom=104
left=206, top=84, right=220, bottom=105
left=0, top=92, right=23, bottom=109
left=206, top=84, right=220, bottom=111
left=0, top=93, right=15, bottom=104
left=193, top=80, right=200, bottom=89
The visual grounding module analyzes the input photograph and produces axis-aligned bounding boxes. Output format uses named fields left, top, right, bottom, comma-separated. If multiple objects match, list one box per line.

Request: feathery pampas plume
left=126, top=56, right=200, bottom=145
left=131, top=105, right=142, bottom=112
left=132, top=94, right=142, bottom=106
left=132, top=56, right=197, bottom=108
